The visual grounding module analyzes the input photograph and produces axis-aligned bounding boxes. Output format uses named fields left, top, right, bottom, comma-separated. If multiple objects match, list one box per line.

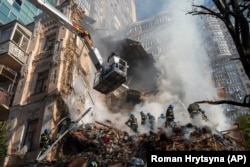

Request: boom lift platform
left=29, top=0, right=128, bottom=94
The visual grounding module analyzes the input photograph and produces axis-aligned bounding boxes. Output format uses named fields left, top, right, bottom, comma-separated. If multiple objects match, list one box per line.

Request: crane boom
left=29, top=0, right=128, bottom=94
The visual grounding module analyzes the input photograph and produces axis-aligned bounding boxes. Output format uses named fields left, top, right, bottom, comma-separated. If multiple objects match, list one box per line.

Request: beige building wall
left=4, top=1, right=96, bottom=166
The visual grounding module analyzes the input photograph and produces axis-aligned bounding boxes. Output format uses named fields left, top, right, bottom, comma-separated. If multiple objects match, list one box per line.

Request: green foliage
left=0, top=121, right=7, bottom=165
left=237, top=114, right=250, bottom=148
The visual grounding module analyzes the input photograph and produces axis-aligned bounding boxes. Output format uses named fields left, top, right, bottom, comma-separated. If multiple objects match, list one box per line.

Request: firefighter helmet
left=44, top=129, right=49, bottom=134
left=169, top=104, right=174, bottom=109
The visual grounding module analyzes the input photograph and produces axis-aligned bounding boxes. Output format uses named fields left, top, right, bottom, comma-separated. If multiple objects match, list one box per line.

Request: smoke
left=132, top=0, right=232, bottom=131
left=65, top=0, right=232, bottom=134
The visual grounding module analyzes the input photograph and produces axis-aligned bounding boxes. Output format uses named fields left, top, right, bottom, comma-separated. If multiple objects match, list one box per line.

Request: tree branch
left=187, top=5, right=223, bottom=19
left=195, top=95, right=250, bottom=108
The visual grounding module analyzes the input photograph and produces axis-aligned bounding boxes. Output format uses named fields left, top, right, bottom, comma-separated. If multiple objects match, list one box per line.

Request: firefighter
left=125, top=114, right=138, bottom=133
left=201, top=110, right=208, bottom=121
left=158, top=113, right=166, bottom=120
left=56, top=117, right=71, bottom=139
left=165, top=104, right=175, bottom=127
left=147, top=113, right=155, bottom=131
left=140, top=111, right=147, bottom=125
left=158, top=113, right=166, bottom=127
left=122, top=131, right=130, bottom=143
left=187, top=103, right=208, bottom=120
left=187, top=103, right=201, bottom=118
left=40, top=129, right=50, bottom=153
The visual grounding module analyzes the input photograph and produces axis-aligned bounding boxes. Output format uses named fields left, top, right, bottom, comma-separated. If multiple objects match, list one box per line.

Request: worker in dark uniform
left=187, top=103, right=201, bottom=118
left=125, top=114, right=138, bottom=133
left=165, top=104, right=175, bottom=127
left=140, top=111, right=147, bottom=125
left=40, top=129, right=50, bottom=153
left=147, top=113, right=155, bottom=131
left=57, top=117, right=71, bottom=139
left=201, top=110, right=208, bottom=121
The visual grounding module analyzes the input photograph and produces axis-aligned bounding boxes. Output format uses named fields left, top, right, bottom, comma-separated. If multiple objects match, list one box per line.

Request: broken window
left=35, top=70, right=49, bottom=94
left=23, top=119, right=38, bottom=151
left=43, top=33, right=56, bottom=51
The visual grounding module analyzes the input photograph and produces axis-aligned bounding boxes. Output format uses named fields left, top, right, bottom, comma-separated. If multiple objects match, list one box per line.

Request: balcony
left=0, top=65, right=17, bottom=121
left=0, top=21, right=31, bottom=71
left=0, top=40, right=28, bottom=71
left=0, top=88, right=11, bottom=120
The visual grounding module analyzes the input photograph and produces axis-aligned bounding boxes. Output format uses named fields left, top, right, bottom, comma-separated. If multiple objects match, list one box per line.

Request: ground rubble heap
left=43, top=121, right=248, bottom=166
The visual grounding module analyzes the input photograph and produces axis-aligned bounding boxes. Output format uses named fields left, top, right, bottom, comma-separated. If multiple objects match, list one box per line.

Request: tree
left=187, top=0, right=250, bottom=108
left=188, top=0, right=250, bottom=79
left=0, top=121, right=7, bottom=166
left=237, top=114, right=250, bottom=148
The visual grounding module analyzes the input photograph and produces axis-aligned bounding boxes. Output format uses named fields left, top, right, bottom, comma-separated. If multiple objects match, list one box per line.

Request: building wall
left=83, top=0, right=136, bottom=35
left=109, top=11, right=172, bottom=57
left=4, top=1, right=96, bottom=166
left=0, top=0, right=41, bottom=25
left=202, top=16, right=250, bottom=119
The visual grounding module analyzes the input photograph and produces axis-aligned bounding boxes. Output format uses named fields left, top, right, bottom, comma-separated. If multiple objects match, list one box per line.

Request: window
left=43, top=34, right=56, bottom=51
left=35, top=70, right=49, bottom=94
left=12, top=27, right=30, bottom=51
left=20, top=37, right=29, bottom=51
left=23, top=119, right=38, bottom=151
left=0, top=28, right=13, bottom=43
left=15, top=0, right=22, bottom=6
left=12, top=30, right=22, bottom=45
left=13, top=0, right=22, bottom=11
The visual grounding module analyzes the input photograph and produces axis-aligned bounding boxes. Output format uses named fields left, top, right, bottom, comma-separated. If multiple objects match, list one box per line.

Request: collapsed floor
left=38, top=120, right=249, bottom=167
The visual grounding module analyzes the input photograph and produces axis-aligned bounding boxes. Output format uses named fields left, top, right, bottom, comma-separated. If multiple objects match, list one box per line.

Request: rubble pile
left=45, top=121, right=248, bottom=166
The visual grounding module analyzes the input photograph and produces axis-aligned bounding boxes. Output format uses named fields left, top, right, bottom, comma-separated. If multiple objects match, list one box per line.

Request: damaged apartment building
left=0, top=0, right=158, bottom=166
left=1, top=1, right=248, bottom=167
left=1, top=1, right=100, bottom=166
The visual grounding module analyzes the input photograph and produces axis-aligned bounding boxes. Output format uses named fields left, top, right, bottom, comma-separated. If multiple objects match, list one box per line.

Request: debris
left=35, top=117, right=248, bottom=166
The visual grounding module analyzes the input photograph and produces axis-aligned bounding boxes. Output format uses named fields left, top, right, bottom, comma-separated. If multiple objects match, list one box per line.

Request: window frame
left=34, top=70, right=49, bottom=94
left=11, top=26, right=30, bottom=51
left=23, top=119, right=39, bottom=151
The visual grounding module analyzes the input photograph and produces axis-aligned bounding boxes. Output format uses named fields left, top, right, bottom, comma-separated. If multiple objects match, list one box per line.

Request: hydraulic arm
left=29, top=0, right=128, bottom=94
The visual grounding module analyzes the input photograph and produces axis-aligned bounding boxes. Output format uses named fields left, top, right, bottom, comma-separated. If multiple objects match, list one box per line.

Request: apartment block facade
left=202, top=16, right=250, bottom=119
left=3, top=1, right=97, bottom=166
left=0, top=20, right=32, bottom=120
left=109, top=11, right=172, bottom=57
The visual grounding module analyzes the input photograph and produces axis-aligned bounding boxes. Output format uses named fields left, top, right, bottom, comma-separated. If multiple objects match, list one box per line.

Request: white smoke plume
left=65, top=0, right=232, bottom=135
left=131, top=0, right=232, bottom=132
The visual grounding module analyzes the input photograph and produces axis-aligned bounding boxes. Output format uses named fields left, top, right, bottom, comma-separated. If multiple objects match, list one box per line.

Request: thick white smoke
left=131, top=0, right=232, bottom=132
left=66, top=0, right=232, bottom=134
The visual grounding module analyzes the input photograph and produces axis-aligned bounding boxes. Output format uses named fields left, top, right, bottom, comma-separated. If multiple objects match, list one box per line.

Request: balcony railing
left=0, top=88, right=11, bottom=108
left=0, top=40, right=28, bottom=64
